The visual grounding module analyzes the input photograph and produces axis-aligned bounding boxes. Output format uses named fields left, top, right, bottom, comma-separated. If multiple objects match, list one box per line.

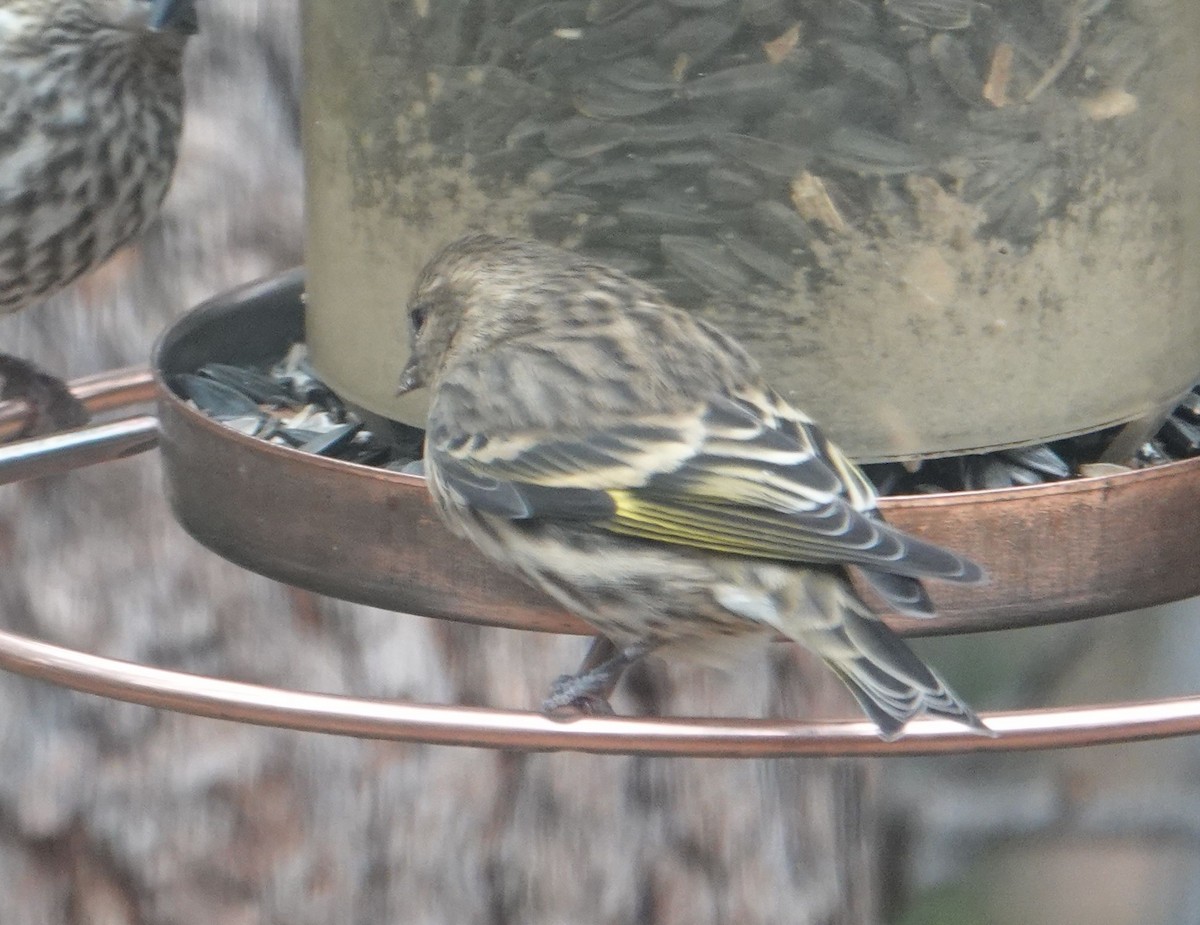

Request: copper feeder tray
left=0, top=269, right=1196, bottom=756
left=155, top=270, right=1200, bottom=639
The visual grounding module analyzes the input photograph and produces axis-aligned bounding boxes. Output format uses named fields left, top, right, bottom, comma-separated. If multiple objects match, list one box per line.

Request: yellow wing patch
left=605, top=489, right=859, bottom=563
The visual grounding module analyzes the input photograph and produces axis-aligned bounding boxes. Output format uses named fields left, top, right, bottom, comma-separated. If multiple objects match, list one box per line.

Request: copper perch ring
left=0, top=361, right=1199, bottom=756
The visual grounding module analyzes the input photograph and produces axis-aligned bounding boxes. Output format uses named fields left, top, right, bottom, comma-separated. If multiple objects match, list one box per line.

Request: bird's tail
left=787, top=575, right=991, bottom=740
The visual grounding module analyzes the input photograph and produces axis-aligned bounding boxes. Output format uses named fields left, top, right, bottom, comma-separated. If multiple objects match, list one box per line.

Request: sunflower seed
left=682, top=63, right=794, bottom=104
left=821, top=126, right=929, bottom=175
left=1137, top=442, right=1170, bottom=466
left=1176, top=390, right=1200, bottom=422
left=959, top=457, right=1026, bottom=490
left=586, top=0, right=647, bottom=24
left=657, top=13, right=740, bottom=69
left=174, top=374, right=262, bottom=420
left=1160, top=417, right=1200, bottom=456
left=750, top=199, right=815, bottom=250
left=824, top=40, right=910, bottom=99
left=593, top=56, right=680, bottom=92
left=959, top=140, right=1043, bottom=203
left=573, top=159, right=662, bottom=187
left=1001, top=462, right=1048, bottom=487
left=712, top=133, right=812, bottom=177
left=660, top=234, right=752, bottom=295
left=544, top=117, right=632, bottom=157
left=999, top=444, right=1071, bottom=479
left=809, top=0, right=880, bottom=39
left=929, top=32, right=984, bottom=104
left=705, top=167, right=764, bottom=204
left=198, top=363, right=292, bottom=405
left=718, top=231, right=798, bottom=287
left=506, top=116, right=551, bottom=149
left=647, top=148, right=721, bottom=168
left=989, top=165, right=1065, bottom=244
left=763, top=87, right=849, bottom=142
left=576, top=4, right=674, bottom=61
left=618, top=199, right=720, bottom=232
left=574, top=84, right=675, bottom=118
left=271, top=347, right=334, bottom=405
left=505, top=2, right=590, bottom=40
left=964, top=104, right=1049, bottom=138
left=526, top=158, right=587, bottom=190
left=862, top=463, right=907, bottom=495
left=223, top=415, right=270, bottom=438
left=884, top=0, right=974, bottom=31
left=627, top=117, right=739, bottom=146
left=743, top=0, right=790, bottom=29
left=299, top=422, right=363, bottom=457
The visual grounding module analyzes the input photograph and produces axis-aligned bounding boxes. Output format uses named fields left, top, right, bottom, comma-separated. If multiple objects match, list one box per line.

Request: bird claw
left=541, top=638, right=653, bottom=718
left=541, top=673, right=618, bottom=719
left=0, top=356, right=90, bottom=440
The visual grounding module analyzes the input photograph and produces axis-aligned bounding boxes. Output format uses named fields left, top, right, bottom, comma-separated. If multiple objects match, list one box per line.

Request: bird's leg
left=542, top=637, right=651, bottom=718
left=0, top=355, right=89, bottom=440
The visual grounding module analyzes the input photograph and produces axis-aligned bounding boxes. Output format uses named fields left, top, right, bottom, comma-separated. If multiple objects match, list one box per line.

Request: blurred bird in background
left=0, top=0, right=197, bottom=435
left=398, top=233, right=991, bottom=740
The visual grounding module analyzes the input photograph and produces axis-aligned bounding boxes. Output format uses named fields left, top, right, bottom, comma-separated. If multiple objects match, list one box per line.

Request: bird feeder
left=0, top=0, right=1199, bottom=756
left=302, top=0, right=1200, bottom=461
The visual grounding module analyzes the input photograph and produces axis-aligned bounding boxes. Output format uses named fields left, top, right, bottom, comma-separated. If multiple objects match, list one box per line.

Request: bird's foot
left=540, top=637, right=650, bottom=719
left=0, top=355, right=89, bottom=439
left=542, top=671, right=619, bottom=718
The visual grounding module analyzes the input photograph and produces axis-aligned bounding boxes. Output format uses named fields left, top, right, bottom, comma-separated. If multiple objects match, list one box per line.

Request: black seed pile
left=174, top=345, right=1200, bottom=496
left=173, top=346, right=424, bottom=472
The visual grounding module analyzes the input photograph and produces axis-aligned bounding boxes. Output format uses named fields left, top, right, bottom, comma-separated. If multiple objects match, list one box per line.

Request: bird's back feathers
left=428, top=329, right=983, bottom=591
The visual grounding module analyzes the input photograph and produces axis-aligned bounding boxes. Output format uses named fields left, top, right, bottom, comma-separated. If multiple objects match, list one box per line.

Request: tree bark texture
left=0, top=5, right=879, bottom=923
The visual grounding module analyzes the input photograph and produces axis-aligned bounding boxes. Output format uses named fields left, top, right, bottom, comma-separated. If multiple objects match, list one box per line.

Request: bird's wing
left=428, top=377, right=982, bottom=585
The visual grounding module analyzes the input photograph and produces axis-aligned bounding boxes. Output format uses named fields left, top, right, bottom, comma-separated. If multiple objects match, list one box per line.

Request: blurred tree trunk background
left=0, top=5, right=879, bottom=923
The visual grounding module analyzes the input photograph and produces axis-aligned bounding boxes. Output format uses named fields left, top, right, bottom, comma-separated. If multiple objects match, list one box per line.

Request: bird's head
left=106, top=0, right=198, bottom=36
left=7, top=0, right=199, bottom=40
left=397, top=233, right=559, bottom=396
left=144, top=0, right=198, bottom=35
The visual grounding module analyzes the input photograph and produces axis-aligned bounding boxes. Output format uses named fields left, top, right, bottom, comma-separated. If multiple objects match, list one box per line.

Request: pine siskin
left=397, top=233, right=990, bottom=739
left=0, top=0, right=197, bottom=434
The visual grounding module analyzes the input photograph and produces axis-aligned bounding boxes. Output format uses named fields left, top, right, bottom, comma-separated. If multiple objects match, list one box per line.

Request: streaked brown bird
left=0, top=0, right=197, bottom=434
left=397, top=233, right=991, bottom=740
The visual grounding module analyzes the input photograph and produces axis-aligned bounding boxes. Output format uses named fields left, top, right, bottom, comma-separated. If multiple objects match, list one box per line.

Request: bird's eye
left=410, top=303, right=429, bottom=333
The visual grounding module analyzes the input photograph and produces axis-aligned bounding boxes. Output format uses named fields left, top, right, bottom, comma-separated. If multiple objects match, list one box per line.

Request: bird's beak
left=396, top=355, right=422, bottom=396
left=149, top=0, right=200, bottom=35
